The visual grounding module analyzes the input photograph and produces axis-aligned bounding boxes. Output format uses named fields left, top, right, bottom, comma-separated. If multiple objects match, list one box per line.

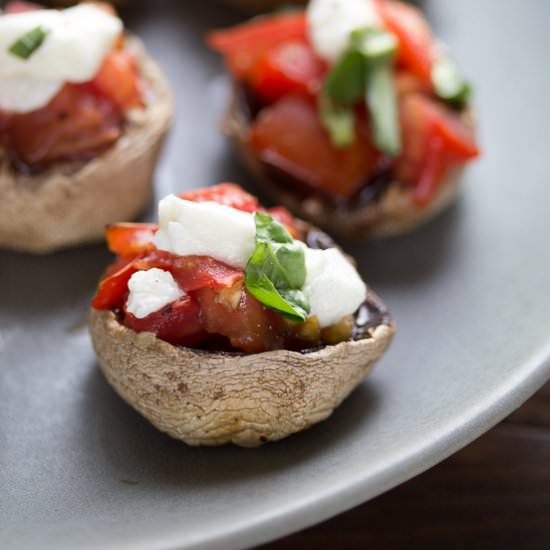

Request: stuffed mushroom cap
left=0, top=37, right=172, bottom=254
left=90, top=291, right=394, bottom=447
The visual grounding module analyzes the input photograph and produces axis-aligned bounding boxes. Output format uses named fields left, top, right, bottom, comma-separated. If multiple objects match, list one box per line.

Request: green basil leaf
left=321, top=26, right=401, bottom=154
left=432, top=56, right=471, bottom=106
left=271, top=242, right=307, bottom=288
left=244, top=213, right=310, bottom=322
left=9, top=26, right=48, bottom=60
left=254, top=211, right=293, bottom=244
left=319, top=92, right=355, bottom=148
left=246, top=274, right=309, bottom=322
left=324, top=49, right=366, bottom=104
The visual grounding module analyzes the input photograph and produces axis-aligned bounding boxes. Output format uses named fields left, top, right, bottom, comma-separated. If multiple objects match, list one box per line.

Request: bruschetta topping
left=92, top=184, right=367, bottom=352
left=0, top=3, right=122, bottom=112
left=208, top=0, right=480, bottom=207
left=0, top=2, right=143, bottom=168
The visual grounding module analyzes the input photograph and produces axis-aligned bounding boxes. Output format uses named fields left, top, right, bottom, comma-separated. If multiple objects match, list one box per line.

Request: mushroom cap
left=89, top=299, right=394, bottom=447
left=224, top=87, right=475, bottom=239
left=0, top=37, right=173, bottom=254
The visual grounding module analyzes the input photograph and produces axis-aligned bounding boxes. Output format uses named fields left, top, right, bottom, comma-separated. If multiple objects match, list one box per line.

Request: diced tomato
left=374, top=0, right=434, bottom=84
left=179, top=183, right=260, bottom=212
left=4, top=1, right=42, bottom=13
left=91, top=50, right=143, bottom=111
left=123, top=296, right=206, bottom=347
left=1, top=84, right=122, bottom=166
left=207, top=12, right=307, bottom=80
left=249, top=95, right=379, bottom=198
left=397, top=94, right=479, bottom=206
left=92, top=250, right=243, bottom=311
left=195, top=286, right=286, bottom=353
left=171, top=256, right=243, bottom=293
left=251, top=40, right=326, bottom=104
left=106, top=223, right=158, bottom=257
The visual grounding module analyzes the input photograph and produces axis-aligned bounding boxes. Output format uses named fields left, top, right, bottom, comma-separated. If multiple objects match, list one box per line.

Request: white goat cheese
left=145, top=194, right=366, bottom=327
left=126, top=268, right=185, bottom=319
left=153, top=195, right=256, bottom=269
left=303, top=246, right=367, bottom=328
left=307, top=0, right=379, bottom=63
left=0, top=4, right=122, bottom=112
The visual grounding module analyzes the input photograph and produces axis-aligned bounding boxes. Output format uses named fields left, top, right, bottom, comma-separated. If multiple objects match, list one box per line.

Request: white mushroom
left=89, top=298, right=394, bottom=447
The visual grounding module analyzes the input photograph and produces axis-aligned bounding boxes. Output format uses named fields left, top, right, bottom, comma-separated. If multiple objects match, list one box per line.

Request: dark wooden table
left=262, top=383, right=550, bottom=549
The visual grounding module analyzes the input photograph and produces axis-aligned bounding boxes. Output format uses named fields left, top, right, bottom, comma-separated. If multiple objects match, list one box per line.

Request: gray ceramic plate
left=2, top=1, right=550, bottom=548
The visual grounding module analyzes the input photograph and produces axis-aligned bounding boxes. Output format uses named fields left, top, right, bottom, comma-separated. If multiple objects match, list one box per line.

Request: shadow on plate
left=346, top=196, right=465, bottom=290
left=0, top=244, right=111, bottom=319
left=79, top=363, right=382, bottom=490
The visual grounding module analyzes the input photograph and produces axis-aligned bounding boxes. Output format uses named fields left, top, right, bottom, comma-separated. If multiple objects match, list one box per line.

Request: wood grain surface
left=262, top=383, right=550, bottom=549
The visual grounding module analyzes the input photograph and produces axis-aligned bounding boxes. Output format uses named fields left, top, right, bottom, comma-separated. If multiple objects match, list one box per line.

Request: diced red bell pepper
left=105, top=223, right=158, bottom=257
left=249, top=95, right=379, bottom=198
left=207, top=12, right=308, bottom=80
left=374, top=0, right=435, bottom=84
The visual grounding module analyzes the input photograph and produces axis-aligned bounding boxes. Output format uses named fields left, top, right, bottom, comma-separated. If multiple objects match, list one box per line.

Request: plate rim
left=118, top=344, right=550, bottom=550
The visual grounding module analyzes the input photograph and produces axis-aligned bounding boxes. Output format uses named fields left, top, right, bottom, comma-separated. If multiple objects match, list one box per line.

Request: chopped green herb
left=245, top=212, right=310, bottom=322
left=324, top=49, right=366, bottom=104
left=8, top=26, right=49, bottom=60
left=320, top=26, right=401, bottom=155
left=365, top=61, right=401, bottom=156
left=432, top=56, right=471, bottom=106
left=319, top=93, right=356, bottom=148
left=353, top=27, right=401, bottom=155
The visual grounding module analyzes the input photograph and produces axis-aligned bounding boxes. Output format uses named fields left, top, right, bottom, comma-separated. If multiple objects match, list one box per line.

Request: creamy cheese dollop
left=126, top=268, right=185, bottom=319
left=0, top=4, right=122, bottom=112
left=307, top=0, right=379, bottom=63
left=303, top=246, right=366, bottom=327
left=153, top=195, right=257, bottom=269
